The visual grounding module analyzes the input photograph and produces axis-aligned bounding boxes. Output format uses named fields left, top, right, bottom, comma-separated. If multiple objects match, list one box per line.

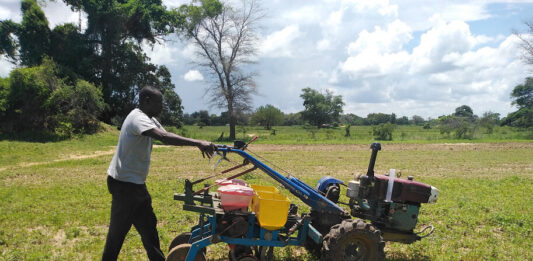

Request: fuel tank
left=371, top=174, right=433, bottom=203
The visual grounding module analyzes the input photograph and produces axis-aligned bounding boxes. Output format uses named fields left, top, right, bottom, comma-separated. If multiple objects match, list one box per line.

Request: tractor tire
left=166, top=244, right=206, bottom=261
left=320, top=219, right=385, bottom=261
left=304, top=238, right=322, bottom=258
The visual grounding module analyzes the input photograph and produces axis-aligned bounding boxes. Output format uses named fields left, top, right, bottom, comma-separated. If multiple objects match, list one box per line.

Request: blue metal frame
left=217, top=147, right=346, bottom=214
left=182, top=211, right=322, bottom=261
left=175, top=145, right=344, bottom=261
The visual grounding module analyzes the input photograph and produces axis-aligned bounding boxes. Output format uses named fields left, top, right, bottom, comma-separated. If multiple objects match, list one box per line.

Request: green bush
left=1, top=59, right=105, bottom=136
left=373, top=123, right=395, bottom=140
left=47, top=80, right=106, bottom=134
left=2, top=58, right=60, bottom=132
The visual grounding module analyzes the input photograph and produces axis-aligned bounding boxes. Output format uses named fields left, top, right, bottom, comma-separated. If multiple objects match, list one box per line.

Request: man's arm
left=142, top=128, right=216, bottom=158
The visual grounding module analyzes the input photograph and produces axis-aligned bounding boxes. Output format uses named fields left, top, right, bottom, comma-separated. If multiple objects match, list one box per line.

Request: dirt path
left=2, top=142, right=532, bottom=172
left=0, top=149, right=116, bottom=172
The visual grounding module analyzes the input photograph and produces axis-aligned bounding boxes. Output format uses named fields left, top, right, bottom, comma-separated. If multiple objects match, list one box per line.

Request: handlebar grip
left=250, top=136, right=258, bottom=143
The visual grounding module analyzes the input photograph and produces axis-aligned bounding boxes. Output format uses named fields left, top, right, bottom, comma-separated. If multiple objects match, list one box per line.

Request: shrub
left=373, top=123, right=396, bottom=140
left=1, top=59, right=105, bottom=135
left=47, top=80, right=106, bottom=134
left=2, top=58, right=60, bottom=132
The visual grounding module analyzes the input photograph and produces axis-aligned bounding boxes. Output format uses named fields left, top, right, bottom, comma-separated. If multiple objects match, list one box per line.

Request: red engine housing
left=371, top=174, right=431, bottom=203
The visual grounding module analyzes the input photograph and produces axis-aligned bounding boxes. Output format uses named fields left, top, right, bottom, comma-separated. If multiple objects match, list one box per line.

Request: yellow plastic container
left=251, top=186, right=290, bottom=231
left=250, top=184, right=279, bottom=194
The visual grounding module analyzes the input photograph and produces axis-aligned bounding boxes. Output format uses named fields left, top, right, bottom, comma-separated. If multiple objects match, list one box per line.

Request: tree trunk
left=101, top=28, right=113, bottom=123
left=228, top=105, right=236, bottom=140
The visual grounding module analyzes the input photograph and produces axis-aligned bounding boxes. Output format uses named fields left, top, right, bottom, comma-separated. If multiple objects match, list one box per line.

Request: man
left=102, top=86, right=216, bottom=261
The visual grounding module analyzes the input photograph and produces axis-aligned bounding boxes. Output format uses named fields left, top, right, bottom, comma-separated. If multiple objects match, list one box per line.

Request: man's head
left=139, top=86, right=163, bottom=118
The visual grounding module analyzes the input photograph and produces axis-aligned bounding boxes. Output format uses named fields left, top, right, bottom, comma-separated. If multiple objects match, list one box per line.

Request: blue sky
left=1, top=0, right=533, bottom=119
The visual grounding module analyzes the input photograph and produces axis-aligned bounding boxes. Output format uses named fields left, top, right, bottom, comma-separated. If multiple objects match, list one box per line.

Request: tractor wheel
left=321, top=219, right=385, bottom=261
left=258, top=246, right=273, bottom=261
left=304, top=238, right=322, bottom=258
left=169, top=232, right=191, bottom=252
left=168, top=232, right=206, bottom=254
left=166, top=244, right=206, bottom=261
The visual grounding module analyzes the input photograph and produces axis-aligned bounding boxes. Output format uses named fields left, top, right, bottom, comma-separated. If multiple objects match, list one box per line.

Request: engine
left=347, top=173, right=439, bottom=233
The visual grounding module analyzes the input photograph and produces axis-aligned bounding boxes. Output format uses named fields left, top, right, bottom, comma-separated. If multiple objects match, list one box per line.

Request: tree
left=1, top=0, right=188, bottom=125
left=0, top=20, right=19, bottom=61
left=373, top=123, right=395, bottom=141
left=300, top=87, right=344, bottom=127
left=410, top=115, right=425, bottom=125
left=340, top=113, right=365, bottom=125
left=479, top=111, right=500, bottom=134
left=154, top=66, right=184, bottom=127
left=283, top=112, right=303, bottom=126
left=59, top=0, right=188, bottom=123
left=515, top=21, right=533, bottom=65
left=396, top=116, right=409, bottom=125
left=47, top=79, right=106, bottom=135
left=1, top=58, right=104, bottom=135
left=454, top=105, right=474, bottom=118
left=502, top=77, right=533, bottom=128
left=0, top=0, right=50, bottom=66
left=251, top=104, right=283, bottom=130
left=366, top=113, right=394, bottom=125
left=178, top=0, right=262, bottom=140
left=437, top=114, right=477, bottom=139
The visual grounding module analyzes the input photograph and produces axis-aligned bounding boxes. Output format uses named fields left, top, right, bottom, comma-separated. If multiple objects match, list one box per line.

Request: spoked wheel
left=168, top=232, right=206, bottom=254
left=321, top=219, right=385, bottom=261
left=166, top=244, right=206, bottom=261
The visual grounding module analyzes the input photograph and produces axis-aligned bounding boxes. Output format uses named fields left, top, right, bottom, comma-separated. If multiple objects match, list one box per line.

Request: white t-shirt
left=107, top=108, right=164, bottom=184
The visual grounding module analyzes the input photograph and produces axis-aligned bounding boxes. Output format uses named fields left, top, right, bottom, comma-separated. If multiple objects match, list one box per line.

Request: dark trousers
left=102, top=176, right=165, bottom=261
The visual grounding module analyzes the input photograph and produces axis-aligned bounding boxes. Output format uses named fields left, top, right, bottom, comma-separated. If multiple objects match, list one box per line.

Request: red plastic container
left=217, top=184, right=254, bottom=211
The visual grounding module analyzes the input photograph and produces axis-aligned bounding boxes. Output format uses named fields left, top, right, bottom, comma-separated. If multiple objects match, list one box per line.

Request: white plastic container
left=385, top=169, right=395, bottom=202
left=217, top=184, right=254, bottom=211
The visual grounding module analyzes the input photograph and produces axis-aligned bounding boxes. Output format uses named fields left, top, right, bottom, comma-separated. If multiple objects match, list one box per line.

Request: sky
left=1, top=0, right=533, bottom=119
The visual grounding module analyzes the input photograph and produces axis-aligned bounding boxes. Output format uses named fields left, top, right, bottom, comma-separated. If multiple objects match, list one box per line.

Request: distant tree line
left=184, top=82, right=532, bottom=141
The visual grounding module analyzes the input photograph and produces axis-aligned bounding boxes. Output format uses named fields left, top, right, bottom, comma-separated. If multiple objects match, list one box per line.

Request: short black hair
left=139, top=86, right=162, bottom=103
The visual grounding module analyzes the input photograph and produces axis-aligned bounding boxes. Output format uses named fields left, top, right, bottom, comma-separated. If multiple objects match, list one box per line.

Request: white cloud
left=342, top=0, right=398, bottom=17
left=144, top=41, right=180, bottom=65
left=161, top=0, right=190, bottom=9
left=0, top=58, right=15, bottom=77
left=0, top=5, right=13, bottom=20
left=316, top=39, right=331, bottom=51
left=340, top=20, right=412, bottom=76
left=260, top=25, right=301, bottom=57
left=438, top=4, right=490, bottom=22
left=184, top=70, right=204, bottom=82
left=410, top=20, right=478, bottom=74
left=281, top=5, right=322, bottom=26
left=332, top=14, right=528, bottom=117
left=42, top=1, right=87, bottom=30
left=347, top=19, right=412, bottom=55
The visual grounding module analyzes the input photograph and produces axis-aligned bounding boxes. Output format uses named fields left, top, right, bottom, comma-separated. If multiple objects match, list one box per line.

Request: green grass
left=180, top=125, right=532, bottom=144
left=0, top=126, right=532, bottom=260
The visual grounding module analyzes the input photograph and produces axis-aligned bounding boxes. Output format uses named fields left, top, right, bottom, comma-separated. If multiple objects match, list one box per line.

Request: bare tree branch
left=515, top=21, right=533, bottom=66
left=182, top=0, right=262, bottom=139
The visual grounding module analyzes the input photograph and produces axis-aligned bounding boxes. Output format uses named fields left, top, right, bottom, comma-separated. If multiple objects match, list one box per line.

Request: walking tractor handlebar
left=168, top=138, right=439, bottom=261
